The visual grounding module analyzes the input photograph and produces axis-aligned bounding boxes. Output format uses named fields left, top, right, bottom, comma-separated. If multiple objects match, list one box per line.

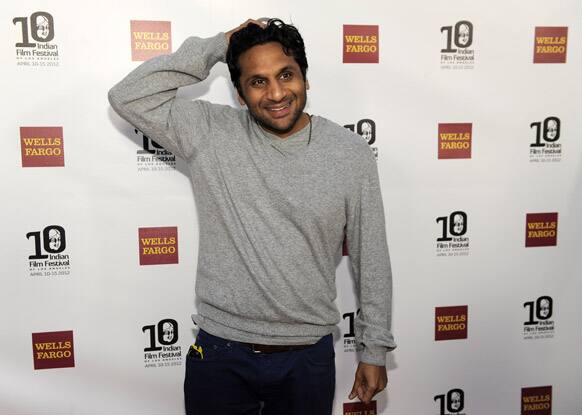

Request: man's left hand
left=348, top=362, right=388, bottom=404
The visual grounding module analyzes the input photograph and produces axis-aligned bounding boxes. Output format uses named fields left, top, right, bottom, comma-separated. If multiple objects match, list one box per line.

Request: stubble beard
left=245, top=90, right=307, bottom=137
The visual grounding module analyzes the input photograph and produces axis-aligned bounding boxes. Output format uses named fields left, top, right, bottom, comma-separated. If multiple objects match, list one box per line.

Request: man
left=109, top=18, right=395, bottom=415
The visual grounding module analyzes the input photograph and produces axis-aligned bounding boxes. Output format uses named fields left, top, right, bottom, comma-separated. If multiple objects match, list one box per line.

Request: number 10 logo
left=524, top=296, right=553, bottom=325
left=434, top=389, right=465, bottom=414
left=437, top=211, right=468, bottom=242
left=530, top=117, right=560, bottom=147
left=143, top=319, right=179, bottom=351
left=13, top=11, right=54, bottom=47
left=441, top=21, right=473, bottom=52
left=27, top=225, right=66, bottom=259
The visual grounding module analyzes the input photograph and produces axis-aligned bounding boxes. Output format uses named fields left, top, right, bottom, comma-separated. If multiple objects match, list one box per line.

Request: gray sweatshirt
left=108, top=33, right=395, bottom=365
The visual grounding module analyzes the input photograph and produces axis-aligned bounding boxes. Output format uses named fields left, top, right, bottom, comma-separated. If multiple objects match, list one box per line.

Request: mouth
left=265, top=101, right=292, bottom=118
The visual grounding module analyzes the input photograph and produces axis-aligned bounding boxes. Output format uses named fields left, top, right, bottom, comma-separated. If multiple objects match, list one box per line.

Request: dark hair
left=226, top=19, right=308, bottom=94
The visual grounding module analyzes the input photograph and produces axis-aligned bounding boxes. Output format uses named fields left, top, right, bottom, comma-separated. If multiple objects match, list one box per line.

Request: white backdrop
left=2, top=1, right=581, bottom=414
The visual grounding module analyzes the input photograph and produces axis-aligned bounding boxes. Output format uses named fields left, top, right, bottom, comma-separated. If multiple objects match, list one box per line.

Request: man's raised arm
left=108, top=33, right=229, bottom=159
left=108, top=20, right=266, bottom=159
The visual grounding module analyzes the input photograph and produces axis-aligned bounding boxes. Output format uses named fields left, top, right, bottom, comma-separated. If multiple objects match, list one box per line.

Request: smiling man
left=109, top=18, right=395, bottom=415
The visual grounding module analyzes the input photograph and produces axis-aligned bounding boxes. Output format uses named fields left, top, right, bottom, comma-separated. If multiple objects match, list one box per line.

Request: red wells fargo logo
left=435, top=305, right=468, bottom=341
left=438, top=123, right=472, bottom=159
left=343, top=25, right=379, bottom=63
left=139, top=226, right=178, bottom=265
left=533, top=27, right=567, bottom=64
left=131, top=20, right=172, bottom=61
left=525, top=213, right=558, bottom=247
left=20, top=126, right=64, bottom=167
left=32, top=330, right=75, bottom=370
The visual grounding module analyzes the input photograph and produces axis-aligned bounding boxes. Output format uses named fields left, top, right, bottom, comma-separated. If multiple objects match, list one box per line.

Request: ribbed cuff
left=359, top=345, right=388, bottom=366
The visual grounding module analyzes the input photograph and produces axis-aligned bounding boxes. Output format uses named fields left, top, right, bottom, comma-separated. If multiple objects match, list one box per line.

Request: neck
left=262, top=112, right=310, bottom=139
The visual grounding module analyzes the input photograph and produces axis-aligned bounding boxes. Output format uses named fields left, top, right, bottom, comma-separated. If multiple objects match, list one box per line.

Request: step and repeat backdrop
left=2, top=0, right=581, bottom=414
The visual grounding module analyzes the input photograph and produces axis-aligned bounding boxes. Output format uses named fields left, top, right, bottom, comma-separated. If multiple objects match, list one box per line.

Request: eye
left=250, top=79, right=266, bottom=87
left=280, top=72, right=293, bottom=80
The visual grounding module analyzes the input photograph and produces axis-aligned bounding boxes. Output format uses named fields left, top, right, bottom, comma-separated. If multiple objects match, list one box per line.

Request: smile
left=266, top=102, right=291, bottom=112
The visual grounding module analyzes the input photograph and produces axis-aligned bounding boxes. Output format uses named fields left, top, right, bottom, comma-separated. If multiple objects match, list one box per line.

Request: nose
left=266, top=80, right=285, bottom=102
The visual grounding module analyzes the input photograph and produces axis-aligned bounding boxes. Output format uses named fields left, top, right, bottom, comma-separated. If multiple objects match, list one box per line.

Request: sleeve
left=108, top=33, right=228, bottom=160
left=345, top=149, right=396, bottom=366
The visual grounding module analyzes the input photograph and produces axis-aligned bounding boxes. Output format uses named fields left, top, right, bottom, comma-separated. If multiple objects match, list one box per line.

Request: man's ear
left=237, top=91, right=246, bottom=106
left=306, top=79, right=310, bottom=90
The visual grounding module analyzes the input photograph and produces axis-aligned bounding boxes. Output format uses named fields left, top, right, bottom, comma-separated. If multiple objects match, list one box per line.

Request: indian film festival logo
left=436, top=211, right=470, bottom=257
left=13, top=11, right=59, bottom=67
left=344, top=401, right=377, bottom=415
left=344, top=119, right=378, bottom=160
left=135, top=129, right=176, bottom=171
left=131, top=20, right=172, bottom=61
left=341, top=309, right=360, bottom=352
left=143, top=319, right=182, bottom=368
left=525, top=213, right=558, bottom=248
left=20, top=127, right=64, bottom=167
left=26, top=225, right=71, bottom=277
left=522, top=386, right=552, bottom=415
left=434, top=388, right=466, bottom=415
left=343, top=25, right=379, bottom=63
left=438, top=123, right=472, bottom=159
left=440, top=20, right=475, bottom=69
left=138, top=226, right=179, bottom=265
left=523, top=296, right=555, bottom=340
left=435, top=305, right=468, bottom=341
left=529, top=117, right=562, bottom=163
left=533, top=27, right=567, bottom=64
left=32, top=330, right=75, bottom=370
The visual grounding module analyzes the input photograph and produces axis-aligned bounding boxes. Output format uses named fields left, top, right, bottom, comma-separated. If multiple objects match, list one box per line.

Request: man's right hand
left=225, top=19, right=268, bottom=43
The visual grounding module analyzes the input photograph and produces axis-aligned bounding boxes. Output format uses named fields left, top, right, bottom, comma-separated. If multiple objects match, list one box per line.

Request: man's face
left=546, top=120, right=558, bottom=140
left=37, top=16, right=50, bottom=39
left=361, top=122, right=373, bottom=143
left=457, top=24, right=470, bottom=46
left=48, top=229, right=61, bottom=250
left=450, top=392, right=461, bottom=411
left=162, top=323, right=174, bottom=342
left=539, top=299, right=550, bottom=318
left=453, top=214, right=464, bottom=234
left=237, top=42, right=308, bottom=138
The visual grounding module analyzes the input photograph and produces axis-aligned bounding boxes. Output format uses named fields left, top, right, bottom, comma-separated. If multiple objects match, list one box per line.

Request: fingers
left=361, top=386, right=375, bottom=404
left=226, top=18, right=268, bottom=42
left=348, top=373, right=362, bottom=400
left=348, top=364, right=388, bottom=404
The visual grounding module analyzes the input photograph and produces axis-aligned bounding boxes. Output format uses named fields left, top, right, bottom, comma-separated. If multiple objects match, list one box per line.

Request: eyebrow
left=244, top=66, right=298, bottom=84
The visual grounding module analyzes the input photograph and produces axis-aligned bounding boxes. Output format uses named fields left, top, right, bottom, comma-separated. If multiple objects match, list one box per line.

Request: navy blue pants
left=184, top=329, right=335, bottom=415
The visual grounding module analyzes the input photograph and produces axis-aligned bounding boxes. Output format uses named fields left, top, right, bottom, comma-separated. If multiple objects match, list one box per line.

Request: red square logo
left=139, top=226, right=178, bottom=265
left=343, top=25, right=379, bottom=63
left=131, top=20, right=172, bottom=61
left=522, top=386, right=552, bottom=415
left=32, top=331, right=75, bottom=370
left=526, top=213, right=558, bottom=247
left=534, top=27, right=567, bottom=63
left=438, top=123, right=472, bottom=159
left=435, top=305, right=468, bottom=341
left=20, top=127, right=64, bottom=167
left=344, top=400, right=377, bottom=414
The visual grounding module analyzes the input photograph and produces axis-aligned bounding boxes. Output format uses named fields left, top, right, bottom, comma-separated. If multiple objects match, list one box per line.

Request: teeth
left=268, top=103, right=290, bottom=111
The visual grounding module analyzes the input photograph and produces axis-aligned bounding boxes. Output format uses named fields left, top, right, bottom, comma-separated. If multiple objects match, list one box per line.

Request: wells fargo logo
left=438, top=123, right=472, bottom=159
left=20, top=126, right=64, bottom=167
left=139, top=226, right=178, bottom=265
left=32, top=330, right=74, bottom=370
left=533, top=27, right=567, bottom=64
left=343, top=25, right=379, bottom=63
left=435, top=305, right=468, bottom=341
left=343, top=400, right=376, bottom=415
left=525, top=213, right=558, bottom=247
left=522, top=386, right=552, bottom=415
left=130, top=20, right=172, bottom=61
